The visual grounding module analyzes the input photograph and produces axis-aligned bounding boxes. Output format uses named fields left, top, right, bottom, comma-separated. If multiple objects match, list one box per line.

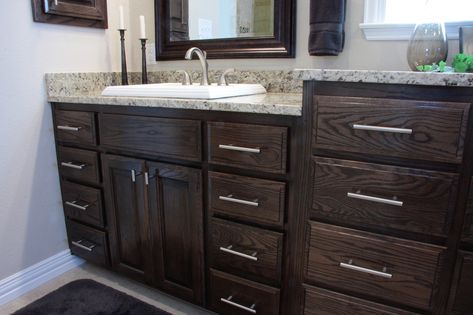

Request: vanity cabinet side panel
left=147, top=162, right=204, bottom=305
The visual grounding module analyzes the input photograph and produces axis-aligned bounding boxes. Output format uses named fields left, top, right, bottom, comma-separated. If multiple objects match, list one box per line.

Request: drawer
left=313, top=96, right=470, bottom=163
left=57, top=146, right=100, bottom=184
left=100, top=114, right=201, bottom=162
left=61, top=181, right=104, bottom=228
left=304, top=285, right=418, bottom=315
left=209, top=269, right=280, bottom=315
left=305, top=222, right=445, bottom=310
left=55, top=110, right=96, bottom=146
left=208, top=122, right=288, bottom=174
left=209, top=172, right=285, bottom=227
left=209, top=218, right=283, bottom=284
left=66, top=220, right=109, bottom=266
left=462, top=178, right=473, bottom=244
left=312, top=157, right=458, bottom=237
left=449, top=251, right=473, bottom=314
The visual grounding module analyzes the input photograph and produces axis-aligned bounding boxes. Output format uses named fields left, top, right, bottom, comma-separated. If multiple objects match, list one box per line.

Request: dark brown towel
left=309, top=0, right=347, bottom=56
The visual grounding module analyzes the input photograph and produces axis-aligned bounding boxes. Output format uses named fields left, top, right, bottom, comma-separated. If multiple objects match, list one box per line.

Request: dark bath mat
left=12, top=279, right=172, bottom=315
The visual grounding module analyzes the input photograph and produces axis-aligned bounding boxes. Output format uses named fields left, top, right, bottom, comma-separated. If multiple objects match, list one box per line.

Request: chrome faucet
left=185, top=47, right=210, bottom=86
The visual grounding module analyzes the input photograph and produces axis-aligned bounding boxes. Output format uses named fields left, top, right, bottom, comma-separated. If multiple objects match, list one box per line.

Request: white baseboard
left=0, top=249, right=85, bottom=306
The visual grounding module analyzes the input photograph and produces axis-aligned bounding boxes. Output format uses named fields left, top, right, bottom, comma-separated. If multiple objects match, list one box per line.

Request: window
left=361, top=0, right=473, bottom=40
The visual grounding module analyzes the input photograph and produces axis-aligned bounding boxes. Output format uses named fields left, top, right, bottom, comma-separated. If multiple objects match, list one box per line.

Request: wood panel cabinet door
left=102, top=154, right=152, bottom=283
left=449, top=251, right=473, bottom=314
left=147, top=162, right=204, bottom=305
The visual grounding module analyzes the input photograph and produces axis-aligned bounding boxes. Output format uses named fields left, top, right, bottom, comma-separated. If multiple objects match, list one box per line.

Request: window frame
left=360, top=0, right=473, bottom=41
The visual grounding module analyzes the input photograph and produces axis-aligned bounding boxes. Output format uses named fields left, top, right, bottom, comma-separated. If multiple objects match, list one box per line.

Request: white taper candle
left=140, top=15, right=146, bottom=39
left=119, top=5, right=125, bottom=30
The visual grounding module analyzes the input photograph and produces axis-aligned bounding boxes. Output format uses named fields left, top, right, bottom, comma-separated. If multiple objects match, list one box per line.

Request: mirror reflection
left=169, top=0, right=274, bottom=42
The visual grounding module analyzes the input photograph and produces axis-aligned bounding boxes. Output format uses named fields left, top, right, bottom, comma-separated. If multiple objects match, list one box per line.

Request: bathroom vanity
left=48, top=70, right=473, bottom=315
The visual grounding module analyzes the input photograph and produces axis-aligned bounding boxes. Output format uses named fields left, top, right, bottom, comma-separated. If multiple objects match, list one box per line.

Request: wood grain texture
left=209, top=218, right=283, bottom=285
left=57, top=146, right=100, bottom=184
left=208, top=171, right=286, bottom=227
left=462, top=178, right=473, bottom=244
left=209, top=269, right=280, bottom=315
left=313, top=96, right=470, bottom=163
left=100, top=114, right=202, bottom=162
left=448, top=251, right=473, bottom=314
left=208, top=122, right=288, bottom=174
left=305, top=221, right=445, bottom=310
left=147, top=162, right=204, bottom=305
left=312, top=157, right=458, bottom=237
left=54, top=110, right=96, bottom=146
left=303, top=285, right=419, bottom=315
left=102, top=154, right=151, bottom=283
left=61, top=180, right=104, bottom=228
left=66, top=219, right=109, bottom=266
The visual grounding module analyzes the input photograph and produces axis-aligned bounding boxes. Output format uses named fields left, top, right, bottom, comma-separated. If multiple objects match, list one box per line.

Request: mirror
left=155, top=0, right=295, bottom=59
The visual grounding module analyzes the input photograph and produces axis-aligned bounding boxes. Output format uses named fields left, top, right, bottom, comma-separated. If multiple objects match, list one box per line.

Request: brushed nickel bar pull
left=220, top=296, right=256, bottom=314
left=219, top=195, right=259, bottom=207
left=340, top=260, right=392, bottom=279
left=65, top=201, right=90, bottom=211
left=218, top=144, right=261, bottom=154
left=57, top=125, right=82, bottom=132
left=61, top=162, right=86, bottom=170
left=347, top=192, right=403, bottom=207
left=219, top=245, right=258, bottom=261
left=144, top=172, right=149, bottom=186
left=352, top=124, right=412, bottom=135
left=71, top=240, right=95, bottom=252
left=131, top=170, right=136, bottom=183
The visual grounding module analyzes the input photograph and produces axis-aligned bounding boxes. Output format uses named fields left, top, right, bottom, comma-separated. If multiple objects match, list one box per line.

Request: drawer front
left=57, top=146, right=100, bottom=184
left=55, top=110, right=96, bottom=145
left=100, top=114, right=201, bottom=162
left=209, top=218, right=283, bottom=284
left=312, top=157, right=458, bottom=237
left=209, top=172, right=286, bottom=227
left=208, top=122, right=288, bottom=174
left=67, top=220, right=108, bottom=266
left=313, top=96, right=469, bottom=163
left=61, top=181, right=104, bottom=227
left=209, top=269, right=280, bottom=315
left=450, top=251, right=473, bottom=314
left=304, top=285, right=418, bottom=315
left=305, top=222, right=444, bottom=310
left=462, top=178, right=473, bottom=244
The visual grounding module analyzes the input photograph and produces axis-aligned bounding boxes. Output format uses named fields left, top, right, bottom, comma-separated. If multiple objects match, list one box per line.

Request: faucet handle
left=177, top=70, right=192, bottom=85
left=218, top=68, right=235, bottom=86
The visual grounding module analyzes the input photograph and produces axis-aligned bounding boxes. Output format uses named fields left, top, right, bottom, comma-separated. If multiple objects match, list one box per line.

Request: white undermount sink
left=101, top=83, right=267, bottom=100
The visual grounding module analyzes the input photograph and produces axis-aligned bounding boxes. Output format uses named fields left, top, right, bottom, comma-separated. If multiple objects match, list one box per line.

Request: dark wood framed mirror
left=155, top=0, right=295, bottom=60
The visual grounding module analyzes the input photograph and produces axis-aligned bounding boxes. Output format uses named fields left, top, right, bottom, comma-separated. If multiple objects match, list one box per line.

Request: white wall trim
left=0, top=250, right=84, bottom=306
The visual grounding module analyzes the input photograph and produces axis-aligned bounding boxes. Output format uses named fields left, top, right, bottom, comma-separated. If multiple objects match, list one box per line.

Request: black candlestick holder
left=140, top=38, right=148, bottom=84
left=119, top=29, right=129, bottom=85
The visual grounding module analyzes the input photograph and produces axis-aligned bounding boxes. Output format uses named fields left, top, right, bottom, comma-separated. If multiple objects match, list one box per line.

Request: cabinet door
left=147, top=162, right=204, bottom=305
left=462, top=178, right=473, bottom=244
left=449, top=251, right=473, bottom=314
left=102, top=154, right=152, bottom=283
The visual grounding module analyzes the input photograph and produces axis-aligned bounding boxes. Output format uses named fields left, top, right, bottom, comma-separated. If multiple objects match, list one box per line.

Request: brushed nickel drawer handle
left=347, top=192, right=403, bottom=207
left=61, top=162, right=86, bottom=170
left=65, top=201, right=90, bottom=211
left=57, top=125, right=82, bottom=132
left=219, top=195, right=259, bottom=207
left=71, top=240, right=96, bottom=252
left=220, top=295, right=256, bottom=314
left=219, top=245, right=258, bottom=261
left=340, top=260, right=392, bottom=279
left=352, top=124, right=413, bottom=135
left=218, top=144, right=261, bottom=154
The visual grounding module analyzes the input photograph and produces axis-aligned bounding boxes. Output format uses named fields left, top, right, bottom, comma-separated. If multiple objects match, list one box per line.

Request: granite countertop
left=48, top=92, right=303, bottom=116
left=294, top=69, right=473, bottom=87
left=45, top=71, right=303, bottom=116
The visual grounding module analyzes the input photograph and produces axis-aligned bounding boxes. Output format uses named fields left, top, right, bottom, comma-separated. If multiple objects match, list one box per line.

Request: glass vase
left=407, top=22, right=448, bottom=71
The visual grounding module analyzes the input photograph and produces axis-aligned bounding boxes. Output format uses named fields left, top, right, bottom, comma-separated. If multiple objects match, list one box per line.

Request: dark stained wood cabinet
left=32, top=0, right=108, bottom=29
left=448, top=251, right=473, bottom=314
left=147, top=162, right=204, bottom=304
left=102, top=155, right=151, bottom=283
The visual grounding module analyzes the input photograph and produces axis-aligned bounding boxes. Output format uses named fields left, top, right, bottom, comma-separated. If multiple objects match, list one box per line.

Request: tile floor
left=0, top=263, right=214, bottom=315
